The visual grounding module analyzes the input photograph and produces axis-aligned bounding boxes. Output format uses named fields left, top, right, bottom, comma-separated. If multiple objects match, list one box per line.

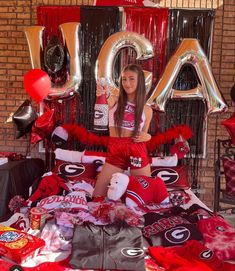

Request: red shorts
left=106, top=137, right=150, bottom=170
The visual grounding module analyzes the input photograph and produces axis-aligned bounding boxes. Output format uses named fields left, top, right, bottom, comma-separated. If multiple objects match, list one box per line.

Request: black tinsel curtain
left=160, top=9, right=214, bottom=189
left=80, top=6, right=121, bottom=132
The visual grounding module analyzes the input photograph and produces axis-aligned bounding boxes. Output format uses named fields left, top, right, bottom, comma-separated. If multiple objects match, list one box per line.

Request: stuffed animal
left=26, top=173, right=69, bottom=206
left=107, top=173, right=169, bottom=208
left=170, top=135, right=190, bottom=160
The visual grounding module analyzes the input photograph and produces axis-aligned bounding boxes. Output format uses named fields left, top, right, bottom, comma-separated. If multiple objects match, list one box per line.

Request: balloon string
left=25, top=133, right=31, bottom=158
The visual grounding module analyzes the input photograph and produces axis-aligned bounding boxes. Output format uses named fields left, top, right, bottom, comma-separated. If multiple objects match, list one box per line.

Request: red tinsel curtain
left=37, top=6, right=82, bottom=152
left=123, top=7, right=168, bottom=90
left=37, top=6, right=81, bottom=42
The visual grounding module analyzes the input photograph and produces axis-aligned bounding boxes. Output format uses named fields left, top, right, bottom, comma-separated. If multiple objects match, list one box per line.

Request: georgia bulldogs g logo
left=151, top=168, right=179, bottom=185
left=121, top=247, right=144, bottom=258
left=94, top=108, right=104, bottom=120
left=200, top=249, right=214, bottom=260
left=165, top=226, right=190, bottom=244
left=58, top=163, right=85, bottom=177
left=216, top=226, right=225, bottom=232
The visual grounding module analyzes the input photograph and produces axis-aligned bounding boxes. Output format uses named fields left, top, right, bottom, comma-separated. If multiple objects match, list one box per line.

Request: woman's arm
left=106, top=90, right=118, bottom=108
left=96, top=81, right=117, bottom=108
left=133, top=105, right=153, bottom=142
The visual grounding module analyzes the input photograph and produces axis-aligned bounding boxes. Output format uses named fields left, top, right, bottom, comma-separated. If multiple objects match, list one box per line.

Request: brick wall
left=0, top=0, right=234, bottom=208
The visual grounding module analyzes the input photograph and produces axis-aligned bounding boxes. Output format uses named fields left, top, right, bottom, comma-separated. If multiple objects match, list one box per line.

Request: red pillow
left=151, top=165, right=190, bottom=189
left=222, top=156, right=235, bottom=196
left=53, top=161, right=97, bottom=182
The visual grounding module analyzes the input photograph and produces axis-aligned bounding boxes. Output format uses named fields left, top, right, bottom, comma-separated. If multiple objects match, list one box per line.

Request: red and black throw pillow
left=52, top=161, right=97, bottom=182
left=222, top=156, right=235, bottom=196
left=151, top=165, right=190, bottom=189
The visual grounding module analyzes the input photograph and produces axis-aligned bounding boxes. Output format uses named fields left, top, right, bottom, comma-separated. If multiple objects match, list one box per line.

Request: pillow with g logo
left=151, top=165, right=190, bottom=189
left=53, top=161, right=97, bottom=182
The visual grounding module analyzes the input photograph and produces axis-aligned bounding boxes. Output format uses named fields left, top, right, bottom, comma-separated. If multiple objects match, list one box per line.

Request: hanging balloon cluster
left=24, top=23, right=82, bottom=100
left=22, top=22, right=82, bottom=148
left=221, top=84, right=235, bottom=145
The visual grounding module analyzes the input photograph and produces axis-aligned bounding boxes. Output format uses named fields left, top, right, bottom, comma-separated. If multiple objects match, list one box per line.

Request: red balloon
left=23, top=69, right=51, bottom=103
left=221, top=112, right=235, bottom=145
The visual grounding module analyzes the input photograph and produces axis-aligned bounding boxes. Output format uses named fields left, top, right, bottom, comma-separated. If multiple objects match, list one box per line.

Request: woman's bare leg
left=92, top=162, right=124, bottom=197
left=130, top=164, right=151, bottom=177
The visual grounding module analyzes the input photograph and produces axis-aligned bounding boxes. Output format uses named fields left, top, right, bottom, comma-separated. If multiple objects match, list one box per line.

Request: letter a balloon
left=23, top=69, right=51, bottom=103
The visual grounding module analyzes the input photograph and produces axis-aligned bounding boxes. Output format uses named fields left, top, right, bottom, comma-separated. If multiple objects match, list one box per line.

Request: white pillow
left=54, top=148, right=84, bottom=163
left=81, top=151, right=106, bottom=164
left=151, top=154, right=178, bottom=167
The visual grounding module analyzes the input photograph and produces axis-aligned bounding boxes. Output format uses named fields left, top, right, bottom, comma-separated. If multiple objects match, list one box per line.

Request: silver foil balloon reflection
left=44, top=35, right=65, bottom=74
left=24, top=22, right=82, bottom=99
left=147, top=38, right=228, bottom=114
left=24, top=26, right=45, bottom=70
left=95, top=31, right=154, bottom=96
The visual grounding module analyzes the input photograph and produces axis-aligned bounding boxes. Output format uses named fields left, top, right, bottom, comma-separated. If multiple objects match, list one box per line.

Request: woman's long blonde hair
left=114, top=64, right=146, bottom=137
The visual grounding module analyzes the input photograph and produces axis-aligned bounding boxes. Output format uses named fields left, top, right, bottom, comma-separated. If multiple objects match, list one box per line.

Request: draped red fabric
left=37, top=6, right=80, bottom=41
left=123, top=7, right=168, bottom=88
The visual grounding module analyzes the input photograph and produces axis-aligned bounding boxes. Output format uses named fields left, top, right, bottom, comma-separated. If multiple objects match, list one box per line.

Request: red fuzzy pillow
left=151, top=165, right=190, bottom=189
left=53, top=161, right=97, bottom=182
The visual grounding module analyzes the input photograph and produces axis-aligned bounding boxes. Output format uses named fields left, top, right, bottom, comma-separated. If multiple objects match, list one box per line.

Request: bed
left=0, top=148, right=234, bottom=271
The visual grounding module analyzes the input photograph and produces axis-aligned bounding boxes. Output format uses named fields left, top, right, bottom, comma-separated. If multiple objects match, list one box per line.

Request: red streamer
left=62, top=124, right=110, bottom=147
left=63, top=124, right=193, bottom=153
left=146, top=125, right=193, bottom=153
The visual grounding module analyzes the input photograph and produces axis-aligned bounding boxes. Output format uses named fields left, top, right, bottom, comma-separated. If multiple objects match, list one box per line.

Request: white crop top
left=109, top=101, right=146, bottom=131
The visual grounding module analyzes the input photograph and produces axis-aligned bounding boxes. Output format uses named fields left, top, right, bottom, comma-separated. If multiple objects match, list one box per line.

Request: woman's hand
left=96, top=79, right=109, bottom=97
left=96, top=80, right=118, bottom=108
left=133, top=131, right=151, bottom=142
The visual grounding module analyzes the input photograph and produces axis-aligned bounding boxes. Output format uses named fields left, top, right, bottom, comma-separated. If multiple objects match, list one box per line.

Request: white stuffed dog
left=107, top=173, right=169, bottom=208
